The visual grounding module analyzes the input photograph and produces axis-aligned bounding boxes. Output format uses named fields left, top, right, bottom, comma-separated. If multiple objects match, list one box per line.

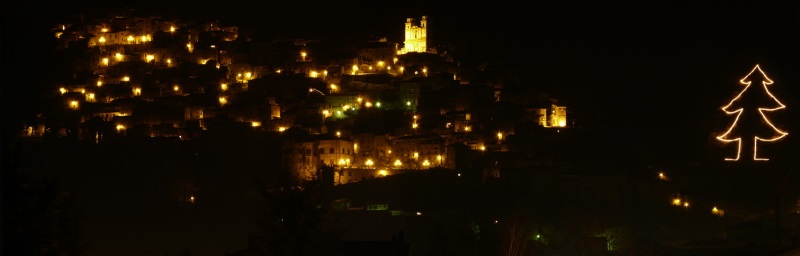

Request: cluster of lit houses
left=24, top=11, right=569, bottom=184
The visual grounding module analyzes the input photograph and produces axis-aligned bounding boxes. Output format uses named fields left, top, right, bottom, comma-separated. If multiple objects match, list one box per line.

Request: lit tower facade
left=402, top=16, right=427, bottom=54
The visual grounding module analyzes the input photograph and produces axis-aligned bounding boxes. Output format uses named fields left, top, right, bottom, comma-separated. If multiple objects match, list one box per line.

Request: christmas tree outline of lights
left=716, top=64, right=788, bottom=161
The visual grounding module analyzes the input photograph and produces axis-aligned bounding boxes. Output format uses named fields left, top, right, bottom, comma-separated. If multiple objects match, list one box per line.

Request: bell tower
left=402, top=16, right=427, bottom=54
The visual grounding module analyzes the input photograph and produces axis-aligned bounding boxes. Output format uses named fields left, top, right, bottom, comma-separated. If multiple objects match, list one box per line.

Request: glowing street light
left=712, top=206, right=725, bottom=216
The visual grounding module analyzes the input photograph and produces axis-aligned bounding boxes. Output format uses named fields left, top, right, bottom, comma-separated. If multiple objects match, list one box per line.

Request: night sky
left=3, top=1, right=800, bottom=255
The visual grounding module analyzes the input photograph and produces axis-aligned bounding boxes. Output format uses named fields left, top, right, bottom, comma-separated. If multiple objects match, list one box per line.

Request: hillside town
left=23, top=10, right=571, bottom=185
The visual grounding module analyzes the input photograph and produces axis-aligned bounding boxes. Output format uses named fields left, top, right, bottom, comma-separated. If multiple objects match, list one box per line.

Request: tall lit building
left=401, top=16, right=427, bottom=54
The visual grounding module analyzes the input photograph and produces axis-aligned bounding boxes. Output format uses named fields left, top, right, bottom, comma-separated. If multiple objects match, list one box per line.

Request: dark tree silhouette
left=248, top=175, right=340, bottom=256
left=2, top=138, right=87, bottom=256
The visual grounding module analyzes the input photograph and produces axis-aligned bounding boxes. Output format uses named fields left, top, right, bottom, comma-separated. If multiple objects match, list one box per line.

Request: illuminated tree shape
left=716, top=64, right=788, bottom=161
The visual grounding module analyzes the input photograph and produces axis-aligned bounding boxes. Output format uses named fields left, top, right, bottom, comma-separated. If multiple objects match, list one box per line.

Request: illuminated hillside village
left=26, top=12, right=569, bottom=185
left=12, top=9, right=800, bottom=256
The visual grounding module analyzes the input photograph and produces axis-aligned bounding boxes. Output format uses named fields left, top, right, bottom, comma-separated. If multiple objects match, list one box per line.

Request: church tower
left=402, top=16, right=427, bottom=54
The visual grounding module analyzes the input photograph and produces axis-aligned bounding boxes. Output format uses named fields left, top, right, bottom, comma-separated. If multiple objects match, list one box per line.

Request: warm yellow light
left=683, top=202, right=690, bottom=208
left=336, top=131, right=341, bottom=137
left=97, top=81, right=103, bottom=87
left=132, top=87, right=141, bottom=96
left=365, top=159, right=374, bottom=167
left=218, top=96, right=227, bottom=105
left=480, top=146, right=486, bottom=151
left=166, top=58, right=172, bottom=64
left=672, top=198, right=682, bottom=206
left=68, top=100, right=79, bottom=109
left=102, top=58, right=109, bottom=66
left=716, top=64, right=788, bottom=161
left=365, top=102, right=372, bottom=108
left=339, top=159, right=346, bottom=165
left=59, top=87, right=67, bottom=94
left=220, top=83, right=228, bottom=91
left=310, top=71, right=318, bottom=78
left=251, top=121, right=261, bottom=127
left=279, top=127, right=287, bottom=132
left=170, top=26, right=176, bottom=32
left=98, top=36, right=106, bottom=43
left=357, top=97, right=363, bottom=103
left=378, top=61, right=384, bottom=67
left=146, top=54, right=155, bottom=62
left=464, top=126, right=471, bottom=132
left=394, top=159, right=402, bottom=166
left=115, top=53, right=123, bottom=61
left=173, top=85, right=179, bottom=92
left=658, top=172, right=668, bottom=181
left=412, top=123, right=418, bottom=129
left=422, top=160, right=430, bottom=166
left=352, top=65, right=358, bottom=71
left=101, top=28, right=108, bottom=33
left=245, top=72, right=252, bottom=79
left=330, top=84, right=337, bottom=91
left=558, top=119, right=567, bottom=127
left=322, top=110, right=330, bottom=117
left=497, top=132, right=503, bottom=140
left=377, top=170, right=388, bottom=176
left=189, top=196, right=195, bottom=203
left=711, top=207, right=724, bottom=216
left=413, top=152, right=419, bottom=159
left=80, top=88, right=86, bottom=94
left=376, top=102, right=381, bottom=107
left=87, top=93, right=95, bottom=100
left=116, top=124, right=126, bottom=131
left=122, top=76, right=130, bottom=82
left=436, top=155, right=442, bottom=161
left=127, top=35, right=134, bottom=42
